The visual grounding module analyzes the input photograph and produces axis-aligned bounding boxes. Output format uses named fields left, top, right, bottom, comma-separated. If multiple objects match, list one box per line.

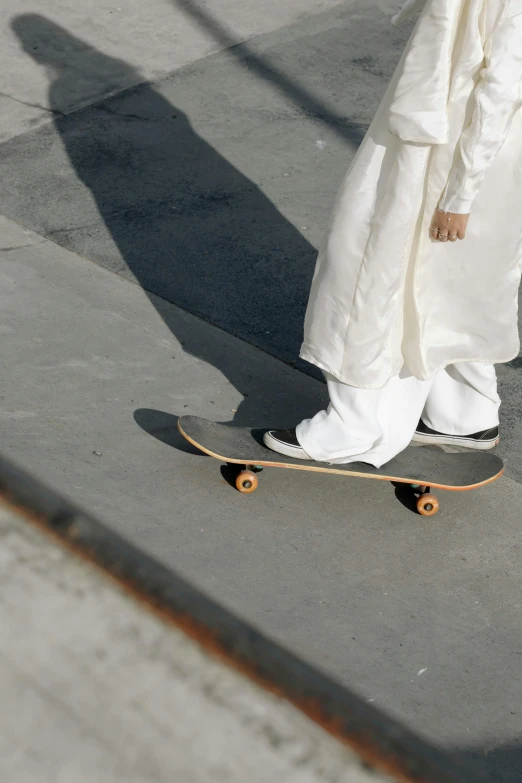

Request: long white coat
left=300, top=0, right=522, bottom=388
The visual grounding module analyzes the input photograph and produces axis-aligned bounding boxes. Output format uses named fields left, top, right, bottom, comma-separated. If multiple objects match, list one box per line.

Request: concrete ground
left=1, top=502, right=396, bottom=783
left=1, top=1, right=522, bottom=781
left=0, top=0, right=348, bottom=143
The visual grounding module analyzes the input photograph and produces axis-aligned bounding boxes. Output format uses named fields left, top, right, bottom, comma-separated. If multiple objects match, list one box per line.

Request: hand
left=429, top=208, right=470, bottom=242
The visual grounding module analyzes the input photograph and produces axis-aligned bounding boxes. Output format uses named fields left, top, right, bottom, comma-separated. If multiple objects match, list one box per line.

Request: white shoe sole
left=263, top=431, right=311, bottom=460
left=412, top=432, right=499, bottom=451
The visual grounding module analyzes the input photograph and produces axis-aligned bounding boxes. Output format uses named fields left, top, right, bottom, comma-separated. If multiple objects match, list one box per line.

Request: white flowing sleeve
left=439, top=1, right=522, bottom=214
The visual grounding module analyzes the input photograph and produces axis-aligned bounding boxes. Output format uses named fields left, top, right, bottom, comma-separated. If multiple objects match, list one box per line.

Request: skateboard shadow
left=135, top=407, right=269, bottom=454
left=392, top=481, right=420, bottom=515
left=133, top=409, right=202, bottom=456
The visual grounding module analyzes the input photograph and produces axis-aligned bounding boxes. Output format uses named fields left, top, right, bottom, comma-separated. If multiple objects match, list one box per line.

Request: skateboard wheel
left=417, top=493, right=439, bottom=517
left=236, top=470, right=258, bottom=494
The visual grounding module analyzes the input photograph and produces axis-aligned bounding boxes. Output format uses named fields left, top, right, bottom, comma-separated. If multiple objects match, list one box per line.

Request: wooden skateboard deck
left=178, top=416, right=504, bottom=516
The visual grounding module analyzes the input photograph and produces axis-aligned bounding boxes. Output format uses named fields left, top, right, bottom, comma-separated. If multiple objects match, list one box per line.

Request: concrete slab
left=0, top=0, right=348, bottom=142
left=0, top=1, right=410, bottom=365
left=0, top=503, right=394, bottom=783
left=2, top=217, right=522, bottom=782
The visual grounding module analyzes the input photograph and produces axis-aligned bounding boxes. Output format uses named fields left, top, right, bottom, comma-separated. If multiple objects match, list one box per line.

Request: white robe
left=300, top=0, right=522, bottom=389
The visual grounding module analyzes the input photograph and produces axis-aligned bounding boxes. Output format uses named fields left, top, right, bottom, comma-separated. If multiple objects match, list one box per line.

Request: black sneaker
left=412, top=420, right=500, bottom=450
left=263, top=428, right=311, bottom=459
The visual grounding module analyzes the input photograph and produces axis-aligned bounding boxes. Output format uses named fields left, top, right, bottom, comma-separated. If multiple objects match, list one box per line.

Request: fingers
left=435, top=221, right=449, bottom=242
left=448, top=221, right=466, bottom=241
left=430, top=210, right=449, bottom=242
left=429, top=209, right=469, bottom=242
left=438, top=211, right=450, bottom=242
left=429, top=215, right=443, bottom=241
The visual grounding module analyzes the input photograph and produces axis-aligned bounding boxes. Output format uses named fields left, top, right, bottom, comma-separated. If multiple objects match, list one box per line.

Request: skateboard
left=178, top=416, right=504, bottom=516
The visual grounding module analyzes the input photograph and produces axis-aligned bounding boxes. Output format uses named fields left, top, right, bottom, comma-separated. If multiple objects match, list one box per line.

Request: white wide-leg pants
left=296, top=363, right=500, bottom=468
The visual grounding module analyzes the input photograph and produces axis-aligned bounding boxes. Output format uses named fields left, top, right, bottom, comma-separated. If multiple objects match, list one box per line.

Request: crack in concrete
left=0, top=90, right=63, bottom=116
left=46, top=221, right=103, bottom=236
left=0, top=243, right=39, bottom=252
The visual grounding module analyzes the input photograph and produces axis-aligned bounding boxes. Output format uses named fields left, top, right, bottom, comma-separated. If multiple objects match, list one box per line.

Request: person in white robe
left=265, top=0, right=522, bottom=467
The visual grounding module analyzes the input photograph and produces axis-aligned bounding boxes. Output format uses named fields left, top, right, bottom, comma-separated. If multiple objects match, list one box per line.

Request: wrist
left=438, top=195, right=473, bottom=215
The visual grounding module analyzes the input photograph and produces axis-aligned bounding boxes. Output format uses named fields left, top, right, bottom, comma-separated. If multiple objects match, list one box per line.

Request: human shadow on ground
left=10, top=13, right=341, bottom=429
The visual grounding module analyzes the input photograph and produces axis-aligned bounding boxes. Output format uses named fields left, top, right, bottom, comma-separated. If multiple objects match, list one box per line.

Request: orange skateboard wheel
left=417, top=493, right=439, bottom=516
left=235, top=470, right=258, bottom=494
